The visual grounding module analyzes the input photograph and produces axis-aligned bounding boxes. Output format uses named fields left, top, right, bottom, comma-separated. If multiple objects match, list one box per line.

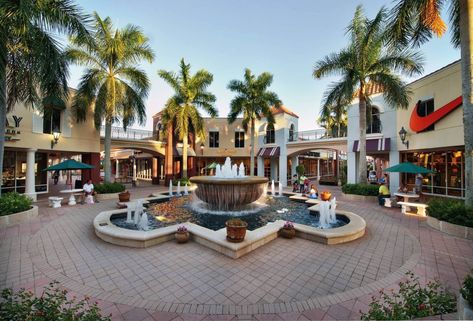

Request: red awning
left=353, top=138, right=391, bottom=152
left=257, top=147, right=280, bottom=157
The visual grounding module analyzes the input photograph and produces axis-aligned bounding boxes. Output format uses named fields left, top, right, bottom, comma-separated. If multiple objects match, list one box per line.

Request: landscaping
left=94, top=182, right=126, bottom=194
left=0, top=193, right=33, bottom=216
left=427, top=198, right=473, bottom=228
left=341, top=183, right=379, bottom=196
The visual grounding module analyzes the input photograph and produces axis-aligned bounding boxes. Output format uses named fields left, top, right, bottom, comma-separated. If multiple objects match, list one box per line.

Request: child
left=292, top=174, right=299, bottom=192
left=308, top=184, right=318, bottom=199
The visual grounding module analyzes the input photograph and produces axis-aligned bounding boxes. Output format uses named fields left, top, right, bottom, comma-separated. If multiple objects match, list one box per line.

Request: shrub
left=172, top=177, right=191, bottom=186
left=296, top=165, right=305, bottom=176
left=461, top=270, right=473, bottom=306
left=94, top=182, right=126, bottom=194
left=0, top=193, right=32, bottom=216
left=361, top=271, right=456, bottom=320
left=427, top=198, right=473, bottom=228
left=341, top=183, right=378, bottom=196
left=0, top=281, right=110, bottom=320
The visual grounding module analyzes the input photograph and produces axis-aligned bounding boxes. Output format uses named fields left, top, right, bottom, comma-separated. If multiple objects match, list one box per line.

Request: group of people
left=292, top=174, right=319, bottom=199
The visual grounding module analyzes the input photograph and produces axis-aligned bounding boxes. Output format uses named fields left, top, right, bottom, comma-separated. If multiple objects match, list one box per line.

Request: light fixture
left=51, top=128, right=60, bottom=149
left=398, top=126, right=409, bottom=149
left=200, top=143, right=204, bottom=155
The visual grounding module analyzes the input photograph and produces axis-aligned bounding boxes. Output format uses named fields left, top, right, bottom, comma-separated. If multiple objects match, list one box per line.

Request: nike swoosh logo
left=409, top=96, right=462, bottom=132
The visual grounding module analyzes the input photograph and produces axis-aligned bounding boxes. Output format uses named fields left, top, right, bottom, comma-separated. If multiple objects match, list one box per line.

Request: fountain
left=318, top=198, right=338, bottom=229
left=169, top=181, right=173, bottom=197
left=184, top=184, right=189, bottom=195
left=189, top=157, right=268, bottom=211
left=279, top=182, right=283, bottom=196
left=126, top=206, right=133, bottom=223
left=177, top=181, right=181, bottom=196
left=138, top=212, right=149, bottom=231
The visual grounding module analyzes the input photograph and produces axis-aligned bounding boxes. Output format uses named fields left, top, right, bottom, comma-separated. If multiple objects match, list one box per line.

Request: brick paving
left=1, top=185, right=471, bottom=320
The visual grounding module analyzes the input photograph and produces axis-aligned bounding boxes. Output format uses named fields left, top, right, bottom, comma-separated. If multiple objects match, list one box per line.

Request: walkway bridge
left=286, top=129, right=347, bottom=156
left=99, top=126, right=165, bottom=156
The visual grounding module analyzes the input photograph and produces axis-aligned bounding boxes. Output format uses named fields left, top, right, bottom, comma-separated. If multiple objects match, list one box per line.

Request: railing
left=100, top=125, right=154, bottom=140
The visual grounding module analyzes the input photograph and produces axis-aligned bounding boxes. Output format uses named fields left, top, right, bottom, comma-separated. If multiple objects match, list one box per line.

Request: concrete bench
left=398, top=201, right=428, bottom=216
left=48, top=197, right=63, bottom=208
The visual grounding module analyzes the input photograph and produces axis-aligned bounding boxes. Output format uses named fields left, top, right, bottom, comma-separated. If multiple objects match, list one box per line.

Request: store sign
left=409, top=96, right=462, bottom=133
left=5, top=116, right=23, bottom=141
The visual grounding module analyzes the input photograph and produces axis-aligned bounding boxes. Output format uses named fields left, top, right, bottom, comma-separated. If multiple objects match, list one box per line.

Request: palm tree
left=313, top=6, right=424, bottom=184
left=66, top=13, right=154, bottom=183
left=0, top=0, right=89, bottom=195
left=318, top=100, right=348, bottom=138
left=388, top=0, right=473, bottom=205
left=227, top=69, right=282, bottom=176
left=158, top=59, right=218, bottom=179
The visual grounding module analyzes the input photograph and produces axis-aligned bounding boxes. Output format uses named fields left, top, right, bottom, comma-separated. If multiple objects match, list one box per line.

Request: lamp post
left=51, top=128, right=60, bottom=149
left=399, top=126, right=409, bottom=149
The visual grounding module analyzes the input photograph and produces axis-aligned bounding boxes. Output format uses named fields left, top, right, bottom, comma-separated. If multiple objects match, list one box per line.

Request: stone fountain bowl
left=189, top=176, right=269, bottom=211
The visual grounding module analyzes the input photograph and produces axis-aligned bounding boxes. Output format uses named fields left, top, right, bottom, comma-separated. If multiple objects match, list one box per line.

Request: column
left=389, top=150, right=400, bottom=193
left=347, top=152, right=357, bottom=184
left=317, top=158, right=321, bottom=181
left=132, top=157, right=137, bottom=185
left=115, top=160, right=120, bottom=179
left=164, top=126, right=174, bottom=184
left=257, top=156, right=264, bottom=177
left=270, top=158, right=278, bottom=181
left=152, top=157, right=159, bottom=184
left=25, top=149, right=37, bottom=201
left=279, top=155, right=288, bottom=187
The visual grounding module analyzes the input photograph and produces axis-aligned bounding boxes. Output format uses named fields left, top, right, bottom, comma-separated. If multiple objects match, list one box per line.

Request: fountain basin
left=190, top=176, right=268, bottom=211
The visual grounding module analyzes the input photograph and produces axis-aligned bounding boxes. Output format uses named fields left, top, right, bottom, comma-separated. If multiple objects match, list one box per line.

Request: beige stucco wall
left=397, top=61, right=463, bottom=151
left=5, top=95, right=100, bottom=154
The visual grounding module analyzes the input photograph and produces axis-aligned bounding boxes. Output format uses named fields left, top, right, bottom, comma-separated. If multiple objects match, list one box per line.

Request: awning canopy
left=174, top=147, right=196, bottom=157
left=352, top=138, right=390, bottom=152
left=257, top=147, right=280, bottom=157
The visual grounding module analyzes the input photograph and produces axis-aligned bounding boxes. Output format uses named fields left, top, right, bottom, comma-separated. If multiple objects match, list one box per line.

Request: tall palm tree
left=66, top=13, right=154, bottom=183
left=318, top=100, right=348, bottom=138
left=158, top=59, right=218, bottom=179
left=227, top=69, right=282, bottom=176
left=313, top=6, right=424, bottom=184
left=388, top=0, right=473, bottom=205
left=0, top=0, right=89, bottom=195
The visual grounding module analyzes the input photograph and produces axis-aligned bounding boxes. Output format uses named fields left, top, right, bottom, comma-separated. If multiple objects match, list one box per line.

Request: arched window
left=265, top=124, right=275, bottom=144
left=289, top=124, right=295, bottom=142
left=367, top=106, right=381, bottom=134
left=155, top=122, right=162, bottom=141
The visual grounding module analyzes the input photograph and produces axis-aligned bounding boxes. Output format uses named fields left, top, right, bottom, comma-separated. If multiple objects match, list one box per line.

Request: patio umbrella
left=204, top=162, right=218, bottom=170
left=383, top=162, right=433, bottom=174
left=43, top=159, right=94, bottom=189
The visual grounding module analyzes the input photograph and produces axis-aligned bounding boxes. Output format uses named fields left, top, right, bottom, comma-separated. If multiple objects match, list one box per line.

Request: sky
left=68, top=0, right=460, bottom=132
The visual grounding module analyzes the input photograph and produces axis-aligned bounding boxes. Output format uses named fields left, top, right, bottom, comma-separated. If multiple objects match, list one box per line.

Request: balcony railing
left=100, top=126, right=154, bottom=140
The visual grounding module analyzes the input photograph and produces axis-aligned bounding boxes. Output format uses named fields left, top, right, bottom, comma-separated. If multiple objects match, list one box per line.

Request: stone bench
left=398, top=201, right=428, bottom=216
left=48, top=197, right=64, bottom=208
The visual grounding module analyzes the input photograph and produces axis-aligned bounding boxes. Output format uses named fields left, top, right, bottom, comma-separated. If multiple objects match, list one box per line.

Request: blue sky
left=69, top=0, right=460, bottom=131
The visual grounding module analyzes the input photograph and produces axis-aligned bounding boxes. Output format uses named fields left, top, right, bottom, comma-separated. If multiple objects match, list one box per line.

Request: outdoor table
left=60, top=188, right=84, bottom=206
left=394, top=192, right=420, bottom=203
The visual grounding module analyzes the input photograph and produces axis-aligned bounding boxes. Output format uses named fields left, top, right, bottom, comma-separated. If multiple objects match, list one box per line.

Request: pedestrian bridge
left=99, top=126, right=165, bottom=156
left=286, top=129, right=347, bottom=156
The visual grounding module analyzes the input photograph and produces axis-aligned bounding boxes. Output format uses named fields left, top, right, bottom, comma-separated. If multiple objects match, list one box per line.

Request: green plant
left=172, top=178, right=191, bottom=186
left=0, top=281, right=110, bottom=320
left=461, top=270, right=473, bottom=306
left=427, top=198, right=473, bottom=228
left=94, top=182, right=126, bottom=194
left=361, top=271, right=456, bottom=320
left=0, top=193, right=32, bottom=216
left=296, top=165, right=305, bottom=177
left=342, top=183, right=379, bottom=196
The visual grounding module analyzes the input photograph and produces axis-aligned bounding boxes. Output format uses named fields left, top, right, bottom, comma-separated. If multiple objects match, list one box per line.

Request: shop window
left=366, top=106, right=381, bottom=134
left=417, top=99, right=435, bottom=132
left=289, top=124, right=295, bottom=142
left=265, top=124, right=275, bottom=144
left=235, top=131, right=245, bottom=148
left=43, top=109, right=61, bottom=134
left=209, top=131, right=219, bottom=148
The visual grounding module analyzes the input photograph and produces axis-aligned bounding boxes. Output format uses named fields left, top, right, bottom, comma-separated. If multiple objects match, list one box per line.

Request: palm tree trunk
left=0, top=58, right=6, bottom=196
left=103, top=120, right=112, bottom=183
left=182, top=133, right=188, bottom=178
left=250, top=118, right=255, bottom=176
left=460, top=0, right=473, bottom=206
left=358, top=95, right=368, bottom=184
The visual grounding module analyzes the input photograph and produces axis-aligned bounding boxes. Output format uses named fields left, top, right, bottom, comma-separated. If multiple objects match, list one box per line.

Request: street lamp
left=398, top=126, right=409, bottom=149
left=200, top=143, right=204, bottom=155
left=51, top=128, right=60, bottom=149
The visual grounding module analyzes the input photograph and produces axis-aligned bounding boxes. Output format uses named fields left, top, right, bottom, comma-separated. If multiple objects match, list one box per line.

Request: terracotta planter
left=175, top=231, right=190, bottom=244
left=280, top=227, right=296, bottom=239
left=226, top=220, right=248, bottom=243
left=320, top=191, right=332, bottom=201
left=118, top=191, right=130, bottom=202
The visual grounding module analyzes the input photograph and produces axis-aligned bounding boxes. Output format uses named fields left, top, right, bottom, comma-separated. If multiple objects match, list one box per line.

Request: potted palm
left=459, top=271, right=473, bottom=320
left=175, top=225, right=190, bottom=244
left=280, top=221, right=296, bottom=239
left=225, top=218, right=248, bottom=243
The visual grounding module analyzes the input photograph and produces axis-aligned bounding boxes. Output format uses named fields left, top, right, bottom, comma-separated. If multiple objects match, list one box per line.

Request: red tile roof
left=270, top=105, right=299, bottom=118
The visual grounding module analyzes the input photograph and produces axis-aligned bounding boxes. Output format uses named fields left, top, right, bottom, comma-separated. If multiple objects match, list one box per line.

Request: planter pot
left=175, top=232, right=190, bottom=244
left=96, top=192, right=120, bottom=201
left=320, top=191, right=332, bottom=201
left=280, top=228, right=296, bottom=239
left=0, top=206, right=38, bottom=227
left=118, top=191, right=130, bottom=202
left=226, top=221, right=248, bottom=243
left=458, top=293, right=473, bottom=320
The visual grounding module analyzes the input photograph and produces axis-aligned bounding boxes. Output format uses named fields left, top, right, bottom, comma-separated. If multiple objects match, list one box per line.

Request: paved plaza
left=1, top=185, right=471, bottom=320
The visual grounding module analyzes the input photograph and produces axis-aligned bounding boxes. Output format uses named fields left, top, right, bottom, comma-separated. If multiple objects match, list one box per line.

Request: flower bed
left=0, top=193, right=37, bottom=227
left=0, top=205, right=38, bottom=227
left=95, top=182, right=126, bottom=201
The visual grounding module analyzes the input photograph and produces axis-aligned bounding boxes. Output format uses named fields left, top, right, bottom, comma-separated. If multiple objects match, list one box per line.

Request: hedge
left=427, top=198, right=473, bottom=228
left=0, top=193, right=33, bottom=216
left=94, top=182, right=126, bottom=194
left=342, top=183, right=379, bottom=196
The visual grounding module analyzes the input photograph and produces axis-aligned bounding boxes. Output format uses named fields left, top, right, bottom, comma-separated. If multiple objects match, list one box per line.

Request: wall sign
left=409, top=96, right=462, bottom=133
left=5, top=115, right=23, bottom=141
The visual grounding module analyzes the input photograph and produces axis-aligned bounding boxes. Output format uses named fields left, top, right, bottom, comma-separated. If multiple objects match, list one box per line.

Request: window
left=265, top=124, right=275, bottom=144
left=43, top=109, right=61, bottom=134
left=289, top=124, right=295, bottom=142
left=235, top=131, right=245, bottom=148
left=209, top=131, right=219, bottom=148
left=366, top=106, right=381, bottom=134
left=417, top=99, right=435, bottom=132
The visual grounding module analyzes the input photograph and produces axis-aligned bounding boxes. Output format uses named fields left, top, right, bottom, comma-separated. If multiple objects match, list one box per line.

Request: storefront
left=2, top=150, right=48, bottom=194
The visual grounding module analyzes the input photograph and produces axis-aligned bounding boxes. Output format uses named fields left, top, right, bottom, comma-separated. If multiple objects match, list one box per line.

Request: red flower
left=418, top=303, right=426, bottom=310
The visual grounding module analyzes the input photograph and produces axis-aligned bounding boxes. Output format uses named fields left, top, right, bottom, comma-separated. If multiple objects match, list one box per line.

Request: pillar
left=81, top=153, right=100, bottom=184
left=164, top=126, right=174, bottom=184
left=270, top=158, right=278, bottom=181
left=257, top=156, right=264, bottom=177
left=115, top=160, right=120, bottom=179
left=152, top=157, right=159, bottom=184
left=389, top=150, right=400, bottom=193
left=317, top=158, right=321, bottom=181
left=132, top=157, right=137, bottom=184
left=279, top=155, right=287, bottom=187
left=25, top=148, right=37, bottom=201
left=347, top=151, right=357, bottom=184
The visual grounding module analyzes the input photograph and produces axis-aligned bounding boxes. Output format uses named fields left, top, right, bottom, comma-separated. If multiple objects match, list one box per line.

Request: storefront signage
left=409, top=96, right=462, bottom=133
left=5, top=115, right=23, bottom=141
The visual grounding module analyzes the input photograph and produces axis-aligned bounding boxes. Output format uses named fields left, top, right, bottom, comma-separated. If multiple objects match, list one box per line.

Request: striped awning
left=174, top=147, right=196, bottom=157
left=257, top=147, right=280, bottom=157
left=352, top=138, right=390, bottom=152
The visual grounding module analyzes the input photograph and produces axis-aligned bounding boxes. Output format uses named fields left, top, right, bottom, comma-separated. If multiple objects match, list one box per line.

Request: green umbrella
left=43, top=159, right=94, bottom=171
left=384, top=162, right=433, bottom=174
left=204, top=162, right=218, bottom=170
